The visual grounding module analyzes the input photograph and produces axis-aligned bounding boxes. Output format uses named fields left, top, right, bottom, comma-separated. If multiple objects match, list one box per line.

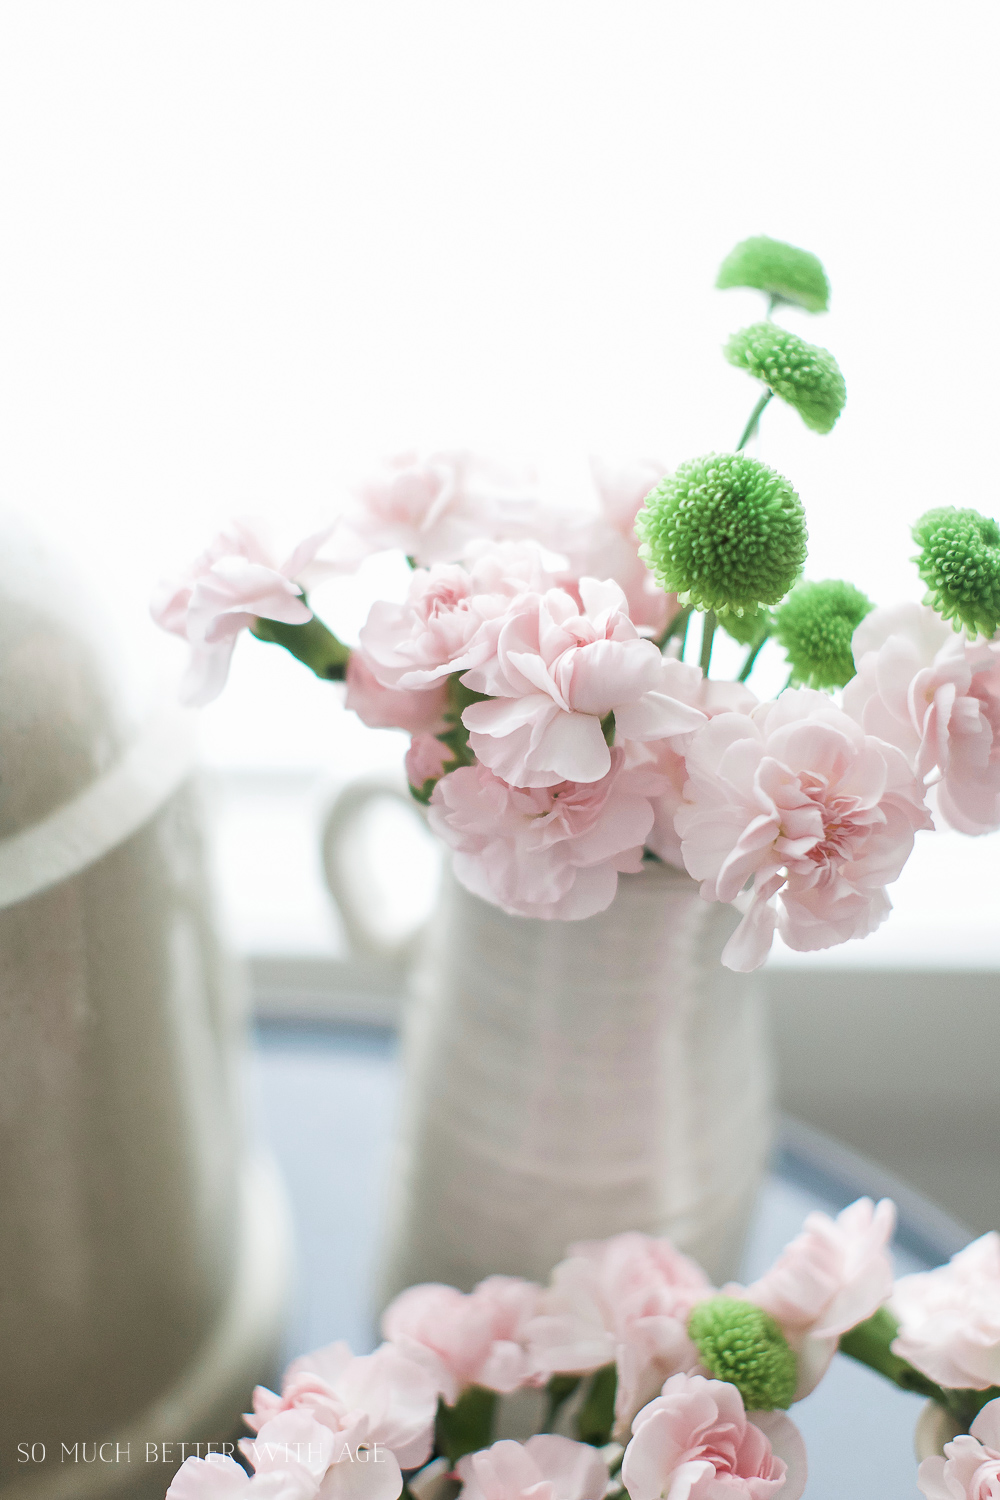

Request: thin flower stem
left=699, top=611, right=717, bottom=676
left=250, top=611, right=351, bottom=681
left=677, top=608, right=692, bottom=660
left=654, top=604, right=693, bottom=653
left=735, top=389, right=774, bottom=452
left=737, top=631, right=770, bottom=683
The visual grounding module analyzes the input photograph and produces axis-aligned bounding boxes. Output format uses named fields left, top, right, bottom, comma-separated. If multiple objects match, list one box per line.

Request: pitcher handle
left=321, top=778, right=433, bottom=969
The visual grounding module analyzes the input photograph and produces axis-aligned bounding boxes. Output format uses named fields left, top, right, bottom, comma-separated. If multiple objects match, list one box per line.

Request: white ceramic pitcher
left=0, top=517, right=290, bottom=1500
left=323, top=780, right=773, bottom=1305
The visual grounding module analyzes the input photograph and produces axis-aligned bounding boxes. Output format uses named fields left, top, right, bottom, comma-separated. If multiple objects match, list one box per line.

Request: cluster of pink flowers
left=152, top=452, right=1000, bottom=968
left=163, top=1198, right=899, bottom=1500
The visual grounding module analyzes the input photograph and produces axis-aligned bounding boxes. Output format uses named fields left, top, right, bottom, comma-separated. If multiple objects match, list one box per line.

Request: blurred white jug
left=0, top=517, right=290, bottom=1500
left=322, top=776, right=773, bottom=1304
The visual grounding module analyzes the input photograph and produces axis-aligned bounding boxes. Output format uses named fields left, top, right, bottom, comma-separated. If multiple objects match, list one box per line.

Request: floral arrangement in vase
left=153, top=234, right=1000, bottom=971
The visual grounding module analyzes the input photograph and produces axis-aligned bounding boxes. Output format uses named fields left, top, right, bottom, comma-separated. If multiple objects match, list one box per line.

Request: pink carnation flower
left=345, top=654, right=448, bottom=735
left=892, top=1233, right=1000, bottom=1390
left=427, top=748, right=664, bottom=921
left=169, top=1413, right=336, bottom=1499
left=335, top=452, right=541, bottom=568
left=247, top=1340, right=438, bottom=1472
left=527, top=1232, right=713, bottom=1438
left=151, top=519, right=336, bottom=706
left=631, top=667, right=758, bottom=869
left=919, top=1398, right=1000, bottom=1500
left=557, top=459, right=679, bottom=637
left=358, top=543, right=558, bottom=696
left=460, top=580, right=705, bottom=788
left=456, top=1436, right=609, bottom=1500
left=621, top=1374, right=807, bottom=1500
left=405, top=733, right=453, bottom=793
left=382, top=1277, right=543, bottom=1405
left=729, top=1197, right=896, bottom=1398
left=844, top=602, right=1000, bottom=835
left=675, top=689, right=933, bottom=971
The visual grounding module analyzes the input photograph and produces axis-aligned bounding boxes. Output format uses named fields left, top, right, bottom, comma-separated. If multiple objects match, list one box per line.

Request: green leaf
left=434, top=1386, right=497, bottom=1463
left=575, top=1365, right=617, bottom=1446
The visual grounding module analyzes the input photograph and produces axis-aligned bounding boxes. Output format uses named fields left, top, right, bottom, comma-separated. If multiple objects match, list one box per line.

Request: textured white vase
left=0, top=518, right=290, bottom=1500
left=376, top=858, right=773, bottom=1305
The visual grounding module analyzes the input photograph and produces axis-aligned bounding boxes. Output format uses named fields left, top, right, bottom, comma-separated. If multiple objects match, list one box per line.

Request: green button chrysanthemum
left=716, top=235, right=830, bottom=313
left=913, top=507, right=1000, bottom=638
left=721, top=606, right=773, bottom=648
left=688, top=1296, right=797, bottom=1411
left=725, top=323, right=846, bottom=435
left=636, top=453, right=807, bottom=617
left=774, top=579, right=874, bottom=690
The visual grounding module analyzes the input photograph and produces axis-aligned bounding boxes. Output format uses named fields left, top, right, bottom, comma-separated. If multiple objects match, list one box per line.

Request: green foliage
left=688, top=1296, right=797, bottom=1411
left=725, top=323, right=846, bottom=435
left=912, top=507, right=1000, bottom=638
left=716, top=236, right=830, bottom=313
left=636, top=454, right=807, bottom=617
left=575, top=1364, right=617, bottom=1446
left=434, top=1386, right=497, bottom=1463
left=774, top=579, right=874, bottom=689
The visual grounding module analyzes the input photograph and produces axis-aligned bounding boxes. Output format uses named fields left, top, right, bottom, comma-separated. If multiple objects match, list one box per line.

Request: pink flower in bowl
left=892, top=1233, right=1000, bottom=1390
left=455, top=1436, right=609, bottom=1500
left=382, top=1277, right=543, bottom=1405
left=919, top=1397, right=1000, bottom=1500
left=727, top=1196, right=896, bottom=1398
left=621, top=1374, right=806, bottom=1500
left=247, top=1341, right=438, bottom=1472
left=527, top=1232, right=713, bottom=1438
left=168, top=1412, right=335, bottom=1499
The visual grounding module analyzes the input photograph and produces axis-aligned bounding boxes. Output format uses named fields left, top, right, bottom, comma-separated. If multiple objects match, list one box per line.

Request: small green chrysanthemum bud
left=725, top=323, right=846, bottom=435
left=913, top=507, right=1000, bottom=639
left=716, top=236, right=830, bottom=313
left=774, top=579, right=875, bottom=690
left=688, top=1296, right=797, bottom=1411
left=636, top=453, right=807, bottom=617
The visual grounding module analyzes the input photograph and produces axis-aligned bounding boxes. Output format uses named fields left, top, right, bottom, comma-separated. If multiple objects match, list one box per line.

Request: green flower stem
left=543, top=1375, right=582, bottom=1434
left=834, top=1307, right=1000, bottom=1432
left=250, top=612, right=351, bottom=681
left=654, top=604, right=694, bottom=652
left=736, top=389, right=774, bottom=452
left=699, top=611, right=717, bottom=676
left=738, top=631, right=770, bottom=682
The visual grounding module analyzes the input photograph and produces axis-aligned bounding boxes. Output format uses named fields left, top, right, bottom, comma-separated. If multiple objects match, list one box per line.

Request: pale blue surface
left=250, top=1021, right=948, bottom=1500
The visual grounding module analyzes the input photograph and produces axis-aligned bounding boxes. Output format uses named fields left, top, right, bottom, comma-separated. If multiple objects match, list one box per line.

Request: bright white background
left=1, top=3, right=999, bottom=965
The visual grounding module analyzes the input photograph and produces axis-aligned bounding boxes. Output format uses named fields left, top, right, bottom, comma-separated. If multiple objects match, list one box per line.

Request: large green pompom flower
left=913, top=507, right=1000, bottom=638
left=725, top=323, right=846, bottom=435
left=688, top=1296, right=797, bottom=1411
left=636, top=453, right=807, bottom=617
left=716, top=236, right=830, bottom=313
left=721, top=606, right=773, bottom=648
left=774, top=579, right=874, bottom=689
